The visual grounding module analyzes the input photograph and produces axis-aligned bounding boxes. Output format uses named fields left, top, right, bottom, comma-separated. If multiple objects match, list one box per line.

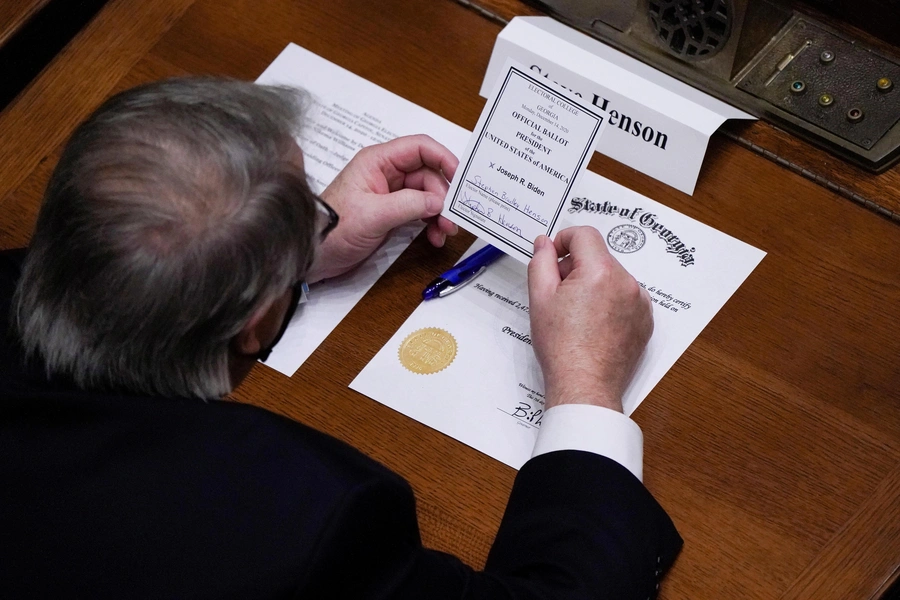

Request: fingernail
left=426, top=195, right=442, bottom=214
left=534, top=235, right=546, bottom=250
left=437, top=233, right=446, bottom=247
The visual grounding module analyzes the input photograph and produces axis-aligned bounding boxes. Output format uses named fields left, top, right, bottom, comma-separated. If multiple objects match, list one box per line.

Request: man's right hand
left=527, top=227, right=653, bottom=413
left=306, top=135, right=458, bottom=283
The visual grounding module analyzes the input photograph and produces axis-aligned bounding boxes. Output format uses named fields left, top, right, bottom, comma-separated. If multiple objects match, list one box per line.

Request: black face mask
left=245, top=196, right=339, bottom=363
left=253, top=280, right=306, bottom=362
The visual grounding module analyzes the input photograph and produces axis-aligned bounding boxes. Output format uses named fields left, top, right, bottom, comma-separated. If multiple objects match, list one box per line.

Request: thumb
left=373, top=189, right=443, bottom=235
left=528, top=235, right=561, bottom=308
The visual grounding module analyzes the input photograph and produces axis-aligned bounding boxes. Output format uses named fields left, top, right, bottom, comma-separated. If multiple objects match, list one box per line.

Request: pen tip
left=422, top=278, right=445, bottom=300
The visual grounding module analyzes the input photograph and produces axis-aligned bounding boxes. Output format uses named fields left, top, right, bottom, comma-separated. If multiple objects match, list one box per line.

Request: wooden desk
left=1, top=0, right=898, bottom=598
left=0, top=0, right=50, bottom=48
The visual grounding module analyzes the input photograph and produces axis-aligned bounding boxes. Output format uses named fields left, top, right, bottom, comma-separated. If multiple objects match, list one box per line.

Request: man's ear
left=231, top=302, right=274, bottom=356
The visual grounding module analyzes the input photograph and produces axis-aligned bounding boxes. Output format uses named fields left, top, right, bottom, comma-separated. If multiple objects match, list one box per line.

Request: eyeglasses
left=241, top=197, right=338, bottom=363
left=254, top=280, right=305, bottom=363
left=253, top=198, right=336, bottom=362
left=315, top=197, right=339, bottom=242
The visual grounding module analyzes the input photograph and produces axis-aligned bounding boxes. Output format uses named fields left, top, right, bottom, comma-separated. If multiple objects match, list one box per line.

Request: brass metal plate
left=738, top=19, right=900, bottom=150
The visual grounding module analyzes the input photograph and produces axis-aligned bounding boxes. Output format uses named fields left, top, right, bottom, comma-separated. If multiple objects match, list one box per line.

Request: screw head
left=820, top=50, right=835, bottom=63
left=847, top=107, right=864, bottom=123
left=818, top=93, right=834, bottom=107
left=877, top=77, right=893, bottom=92
left=790, top=80, right=806, bottom=93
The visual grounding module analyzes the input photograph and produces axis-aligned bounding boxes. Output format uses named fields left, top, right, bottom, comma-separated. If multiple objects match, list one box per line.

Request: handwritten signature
left=500, top=191, right=520, bottom=210
left=460, top=194, right=493, bottom=218
left=462, top=193, right=524, bottom=238
left=523, top=204, right=548, bottom=226
left=470, top=177, right=548, bottom=226
left=471, top=176, right=499, bottom=198
left=498, top=213, right=523, bottom=237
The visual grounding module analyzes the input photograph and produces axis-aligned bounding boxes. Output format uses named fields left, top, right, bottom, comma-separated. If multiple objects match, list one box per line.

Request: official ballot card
left=442, top=60, right=607, bottom=263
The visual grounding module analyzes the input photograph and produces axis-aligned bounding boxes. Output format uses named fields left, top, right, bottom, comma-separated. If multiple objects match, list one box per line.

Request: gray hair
left=13, top=77, right=319, bottom=399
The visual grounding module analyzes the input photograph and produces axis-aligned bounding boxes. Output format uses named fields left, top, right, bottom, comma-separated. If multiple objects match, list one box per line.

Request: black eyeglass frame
left=248, top=197, right=339, bottom=362
left=315, top=196, right=339, bottom=242
left=253, top=280, right=305, bottom=362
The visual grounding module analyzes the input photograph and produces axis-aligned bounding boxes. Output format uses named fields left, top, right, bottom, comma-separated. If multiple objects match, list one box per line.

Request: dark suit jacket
left=0, top=248, right=682, bottom=599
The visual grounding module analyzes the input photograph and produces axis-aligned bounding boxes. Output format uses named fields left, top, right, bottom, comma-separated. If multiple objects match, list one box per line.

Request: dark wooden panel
left=0, top=0, right=110, bottom=110
left=1, top=0, right=899, bottom=598
left=797, top=0, right=900, bottom=48
left=0, top=0, right=49, bottom=46
left=0, top=0, right=197, bottom=204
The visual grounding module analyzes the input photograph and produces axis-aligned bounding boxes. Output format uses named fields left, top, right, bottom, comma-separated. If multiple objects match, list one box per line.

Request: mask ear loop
left=248, top=194, right=334, bottom=362
left=238, top=280, right=306, bottom=362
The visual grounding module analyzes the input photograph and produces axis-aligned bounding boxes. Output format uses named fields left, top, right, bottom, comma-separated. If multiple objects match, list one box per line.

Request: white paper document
left=481, top=17, right=755, bottom=195
left=254, top=43, right=469, bottom=376
left=352, top=170, right=765, bottom=469
left=443, top=61, right=606, bottom=263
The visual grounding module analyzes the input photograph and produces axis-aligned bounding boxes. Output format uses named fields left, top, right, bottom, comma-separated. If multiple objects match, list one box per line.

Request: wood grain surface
left=1, top=0, right=898, bottom=598
left=0, top=0, right=50, bottom=47
left=458, top=0, right=900, bottom=222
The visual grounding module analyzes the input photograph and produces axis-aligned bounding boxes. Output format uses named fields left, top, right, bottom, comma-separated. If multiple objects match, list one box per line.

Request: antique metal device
left=524, top=0, right=900, bottom=172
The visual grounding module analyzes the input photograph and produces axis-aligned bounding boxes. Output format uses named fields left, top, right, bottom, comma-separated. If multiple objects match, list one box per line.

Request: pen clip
left=438, top=266, right=486, bottom=298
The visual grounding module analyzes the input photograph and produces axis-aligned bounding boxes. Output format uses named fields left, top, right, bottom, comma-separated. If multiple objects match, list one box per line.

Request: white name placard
left=481, top=17, right=755, bottom=195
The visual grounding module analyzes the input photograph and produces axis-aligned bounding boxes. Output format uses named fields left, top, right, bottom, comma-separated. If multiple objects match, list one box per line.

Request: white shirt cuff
left=531, top=404, right=644, bottom=482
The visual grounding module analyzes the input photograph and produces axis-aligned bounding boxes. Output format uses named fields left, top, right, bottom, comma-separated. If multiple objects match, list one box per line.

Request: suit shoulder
left=200, top=399, right=408, bottom=490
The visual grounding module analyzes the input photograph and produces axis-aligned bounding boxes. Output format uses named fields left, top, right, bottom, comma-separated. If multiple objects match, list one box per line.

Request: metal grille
left=648, top=0, right=732, bottom=60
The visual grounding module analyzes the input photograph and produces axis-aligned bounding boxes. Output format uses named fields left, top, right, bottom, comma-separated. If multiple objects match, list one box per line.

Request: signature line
left=496, top=407, right=538, bottom=429
left=465, top=179, right=548, bottom=225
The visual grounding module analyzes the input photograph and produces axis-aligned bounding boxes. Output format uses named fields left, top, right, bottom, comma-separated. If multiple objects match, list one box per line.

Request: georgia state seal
left=398, top=327, right=457, bottom=375
left=607, top=224, right=646, bottom=254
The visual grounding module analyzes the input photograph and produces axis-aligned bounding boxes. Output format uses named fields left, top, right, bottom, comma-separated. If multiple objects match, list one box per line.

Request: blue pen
left=422, top=244, right=505, bottom=300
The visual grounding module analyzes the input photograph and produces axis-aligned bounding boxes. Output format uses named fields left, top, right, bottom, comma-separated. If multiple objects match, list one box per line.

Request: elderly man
left=0, top=78, right=681, bottom=598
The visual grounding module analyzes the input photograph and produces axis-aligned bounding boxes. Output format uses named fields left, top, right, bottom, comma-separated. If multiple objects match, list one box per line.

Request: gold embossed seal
left=398, top=327, right=457, bottom=375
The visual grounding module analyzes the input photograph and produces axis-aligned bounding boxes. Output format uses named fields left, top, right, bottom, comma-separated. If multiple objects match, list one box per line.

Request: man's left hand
left=306, top=135, right=459, bottom=283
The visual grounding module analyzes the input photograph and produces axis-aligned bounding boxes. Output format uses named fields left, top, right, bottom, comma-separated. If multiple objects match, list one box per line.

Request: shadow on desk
left=0, top=0, right=109, bottom=111
left=886, top=578, right=900, bottom=600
